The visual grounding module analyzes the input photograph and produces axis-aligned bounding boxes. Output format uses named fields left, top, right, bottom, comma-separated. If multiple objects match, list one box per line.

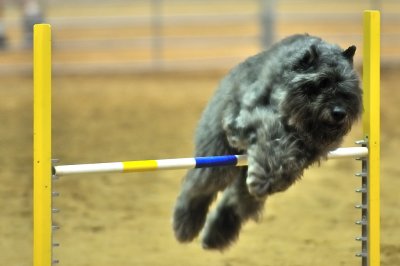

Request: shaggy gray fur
left=172, top=34, right=362, bottom=250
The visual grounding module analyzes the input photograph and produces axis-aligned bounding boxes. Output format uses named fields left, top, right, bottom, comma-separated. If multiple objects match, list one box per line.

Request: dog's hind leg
left=173, top=166, right=237, bottom=243
left=201, top=168, right=266, bottom=250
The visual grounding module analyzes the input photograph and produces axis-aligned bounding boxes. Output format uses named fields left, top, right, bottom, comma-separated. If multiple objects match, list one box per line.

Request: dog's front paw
left=201, top=205, right=242, bottom=251
left=173, top=195, right=212, bottom=243
left=173, top=204, right=202, bottom=243
left=246, top=175, right=271, bottom=198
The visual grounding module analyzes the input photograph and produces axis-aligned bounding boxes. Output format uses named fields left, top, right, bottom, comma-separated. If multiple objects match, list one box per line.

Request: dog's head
left=280, top=39, right=362, bottom=145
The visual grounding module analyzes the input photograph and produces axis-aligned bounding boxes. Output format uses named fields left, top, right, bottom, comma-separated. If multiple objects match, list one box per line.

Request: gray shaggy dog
left=172, top=34, right=362, bottom=251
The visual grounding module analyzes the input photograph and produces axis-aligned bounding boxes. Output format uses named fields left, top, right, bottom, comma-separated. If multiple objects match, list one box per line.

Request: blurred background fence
left=0, top=0, right=399, bottom=75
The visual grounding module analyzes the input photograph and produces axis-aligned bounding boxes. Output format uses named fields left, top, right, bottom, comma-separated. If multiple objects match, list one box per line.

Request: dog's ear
left=297, top=44, right=318, bottom=69
left=342, top=45, right=356, bottom=62
left=303, top=44, right=318, bottom=65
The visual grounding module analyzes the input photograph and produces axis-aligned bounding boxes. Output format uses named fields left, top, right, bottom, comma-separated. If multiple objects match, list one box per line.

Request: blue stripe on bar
left=195, top=155, right=238, bottom=168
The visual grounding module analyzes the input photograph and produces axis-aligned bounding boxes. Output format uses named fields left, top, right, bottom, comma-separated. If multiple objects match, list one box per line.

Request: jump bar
left=53, top=147, right=368, bottom=176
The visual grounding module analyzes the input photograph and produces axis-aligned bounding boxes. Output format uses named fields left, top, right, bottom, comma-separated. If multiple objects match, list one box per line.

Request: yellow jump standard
left=358, top=10, right=380, bottom=266
left=33, top=24, right=53, bottom=266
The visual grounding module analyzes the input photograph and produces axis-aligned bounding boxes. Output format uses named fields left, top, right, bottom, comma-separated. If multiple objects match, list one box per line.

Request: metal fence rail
left=1, top=0, right=399, bottom=74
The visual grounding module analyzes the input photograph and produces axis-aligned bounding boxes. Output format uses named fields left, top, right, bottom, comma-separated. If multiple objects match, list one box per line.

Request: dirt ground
left=0, top=66, right=399, bottom=266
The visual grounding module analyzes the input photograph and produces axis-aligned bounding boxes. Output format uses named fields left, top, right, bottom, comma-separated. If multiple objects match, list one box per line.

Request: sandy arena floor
left=0, top=67, right=399, bottom=265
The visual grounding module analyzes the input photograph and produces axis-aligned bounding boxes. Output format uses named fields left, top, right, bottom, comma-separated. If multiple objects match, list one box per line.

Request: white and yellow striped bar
left=54, top=147, right=367, bottom=176
left=54, top=155, right=246, bottom=176
left=327, top=147, right=368, bottom=159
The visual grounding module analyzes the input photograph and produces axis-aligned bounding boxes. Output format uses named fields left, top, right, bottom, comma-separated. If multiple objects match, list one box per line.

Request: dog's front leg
left=246, top=137, right=306, bottom=198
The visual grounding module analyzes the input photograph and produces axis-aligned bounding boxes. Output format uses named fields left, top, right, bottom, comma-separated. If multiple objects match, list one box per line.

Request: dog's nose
left=331, top=106, right=347, bottom=122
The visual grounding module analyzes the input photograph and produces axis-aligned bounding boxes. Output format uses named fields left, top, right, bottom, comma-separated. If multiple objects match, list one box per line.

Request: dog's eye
left=307, top=84, right=320, bottom=95
left=319, top=78, right=331, bottom=88
left=338, top=92, right=352, bottom=101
